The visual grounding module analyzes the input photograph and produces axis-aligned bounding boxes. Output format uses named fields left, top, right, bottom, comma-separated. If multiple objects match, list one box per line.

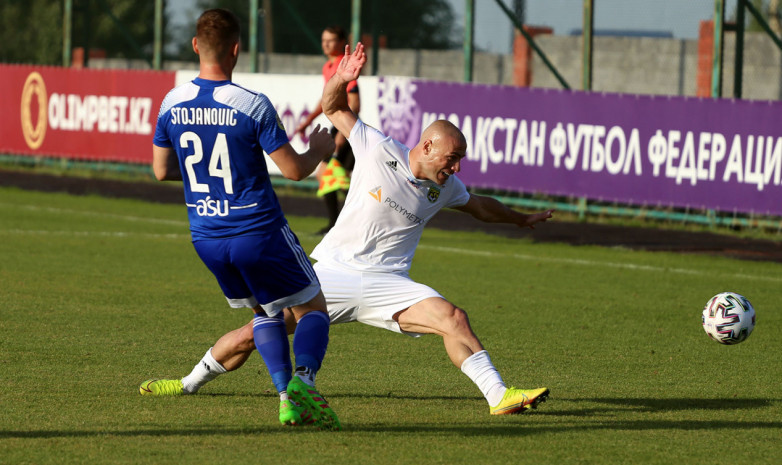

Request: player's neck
left=198, top=63, right=232, bottom=81
left=409, top=154, right=425, bottom=181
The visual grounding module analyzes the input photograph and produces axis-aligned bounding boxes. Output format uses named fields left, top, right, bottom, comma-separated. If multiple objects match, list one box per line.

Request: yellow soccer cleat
left=489, top=387, right=550, bottom=415
left=139, top=379, right=184, bottom=396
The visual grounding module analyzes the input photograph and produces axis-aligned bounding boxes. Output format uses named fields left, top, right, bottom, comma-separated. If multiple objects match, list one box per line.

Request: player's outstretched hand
left=522, top=209, right=554, bottom=229
left=308, top=124, right=336, bottom=157
left=337, top=42, right=366, bottom=83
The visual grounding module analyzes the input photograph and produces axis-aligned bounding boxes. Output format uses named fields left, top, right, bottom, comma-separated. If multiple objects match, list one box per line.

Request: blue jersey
left=154, top=78, right=289, bottom=240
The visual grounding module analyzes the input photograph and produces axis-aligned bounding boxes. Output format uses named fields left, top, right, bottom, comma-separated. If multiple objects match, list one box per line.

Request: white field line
left=419, top=245, right=782, bottom=283
left=0, top=202, right=188, bottom=227
left=0, top=229, right=189, bottom=240
left=3, top=203, right=780, bottom=283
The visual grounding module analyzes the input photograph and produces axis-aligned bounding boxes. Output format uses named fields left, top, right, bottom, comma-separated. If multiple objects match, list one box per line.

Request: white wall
left=174, top=71, right=381, bottom=175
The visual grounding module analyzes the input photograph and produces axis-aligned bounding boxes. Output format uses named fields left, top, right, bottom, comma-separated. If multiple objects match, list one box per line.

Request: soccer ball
left=702, top=292, right=755, bottom=345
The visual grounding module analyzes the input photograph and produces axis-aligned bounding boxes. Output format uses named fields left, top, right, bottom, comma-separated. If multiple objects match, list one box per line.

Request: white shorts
left=314, top=262, right=443, bottom=337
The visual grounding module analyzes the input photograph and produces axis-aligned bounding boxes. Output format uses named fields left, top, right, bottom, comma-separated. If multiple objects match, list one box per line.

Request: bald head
left=420, top=120, right=466, bottom=148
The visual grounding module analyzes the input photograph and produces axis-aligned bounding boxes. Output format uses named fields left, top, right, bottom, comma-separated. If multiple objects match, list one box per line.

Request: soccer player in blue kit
left=141, top=8, right=340, bottom=430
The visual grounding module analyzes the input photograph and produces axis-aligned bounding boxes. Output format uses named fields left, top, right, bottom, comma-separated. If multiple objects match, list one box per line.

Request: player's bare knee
left=235, top=324, right=256, bottom=353
left=444, top=306, right=472, bottom=333
left=283, top=307, right=298, bottom=335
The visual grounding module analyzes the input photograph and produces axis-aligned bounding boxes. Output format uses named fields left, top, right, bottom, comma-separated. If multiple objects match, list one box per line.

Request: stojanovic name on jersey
left=171, top=107, right=238, bottom=126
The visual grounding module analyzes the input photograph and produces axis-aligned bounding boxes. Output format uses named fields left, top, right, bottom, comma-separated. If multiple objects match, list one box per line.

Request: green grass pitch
left=1, top=186, right=780, bottom=464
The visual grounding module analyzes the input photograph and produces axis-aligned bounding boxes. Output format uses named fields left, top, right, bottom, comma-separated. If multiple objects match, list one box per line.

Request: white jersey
left=311, top=119, right=470, bottom=272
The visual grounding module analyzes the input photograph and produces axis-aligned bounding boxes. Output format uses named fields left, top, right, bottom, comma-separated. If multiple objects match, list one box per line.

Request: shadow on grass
left=539, top=397, right=774, bottom=417
left=6, top=397, right=777, bottom=439
left=3, top=398, right=779, bottom=439
left=201, top=393, right=772, bottom=412
left=0, top=425, right=307, bottom=439
left=3, top=417, right=782, bottom=439
left=354, top=417, right=782, bottom=435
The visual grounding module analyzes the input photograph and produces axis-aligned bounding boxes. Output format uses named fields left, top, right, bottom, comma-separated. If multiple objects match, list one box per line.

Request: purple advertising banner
left=376, top=77, right=782, bottom=216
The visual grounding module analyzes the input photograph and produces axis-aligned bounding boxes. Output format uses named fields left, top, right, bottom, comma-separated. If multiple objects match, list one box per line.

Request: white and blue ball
left=702, top=292, right=755, bottom=345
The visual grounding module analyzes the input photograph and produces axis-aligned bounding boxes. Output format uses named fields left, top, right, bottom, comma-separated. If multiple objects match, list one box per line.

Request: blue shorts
left=192, top=223, right=320, bottom=316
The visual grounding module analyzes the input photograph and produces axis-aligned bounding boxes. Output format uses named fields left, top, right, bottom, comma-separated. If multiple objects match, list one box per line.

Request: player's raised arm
left=322, top=42, right=366, bottom=139
left=454, top=193, right=554, bottom=229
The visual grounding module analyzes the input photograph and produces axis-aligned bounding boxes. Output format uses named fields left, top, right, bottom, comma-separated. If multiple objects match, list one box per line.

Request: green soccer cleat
left=287, top=376, right=341, bottom=431
left=279, top=399, right=315, bottom=426
left=139, top=379, right=184, bottom=396
left=489, top=387, right=550, bottom=415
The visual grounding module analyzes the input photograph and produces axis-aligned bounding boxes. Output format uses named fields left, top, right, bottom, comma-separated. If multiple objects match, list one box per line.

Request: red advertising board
left=1, top=65, right=176, bottom=164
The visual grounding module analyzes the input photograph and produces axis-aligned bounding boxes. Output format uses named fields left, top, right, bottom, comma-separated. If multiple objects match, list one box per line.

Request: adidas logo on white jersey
left=385, top=160, right=398, bottom=171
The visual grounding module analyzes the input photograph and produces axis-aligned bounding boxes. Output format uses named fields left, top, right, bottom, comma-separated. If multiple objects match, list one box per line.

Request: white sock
left=460, top=350, right=507, bottom=406
left=181, top=347, right=227, bottom=394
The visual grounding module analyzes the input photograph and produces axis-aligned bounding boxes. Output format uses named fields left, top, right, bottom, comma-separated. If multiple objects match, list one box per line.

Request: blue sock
left=252, top=313, right=292, bottom=393
left=292, top=311, right=330, bottom=375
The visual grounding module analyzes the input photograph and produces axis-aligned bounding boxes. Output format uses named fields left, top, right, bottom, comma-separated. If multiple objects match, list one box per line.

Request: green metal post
left=351, top=0, right=362, bottom=47
left=63, top=0, right=72, bottom=67
left=84, top=4, right=91, bottom=67
left=464, top=0, right=475, bottom=82
left=259, top=6, right=268, bottom=72
left=249, top=0, right=258, bottom=72
left=153, top=0, right=163, bottom=70
left=577, top=197, right=587, bottom=222
left=734, top=0, right=745, bottom=98
left=371, top=0, right=379, bottom=75
left=582, top=0, right=593, bottom=91
left=262, top=0, right=273, bottom=55
left=711, top=0, right=725, bottom=98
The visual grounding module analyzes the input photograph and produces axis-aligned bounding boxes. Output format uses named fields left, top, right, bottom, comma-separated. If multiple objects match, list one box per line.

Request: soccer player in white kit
left=142, top=43, right=553, bottom=416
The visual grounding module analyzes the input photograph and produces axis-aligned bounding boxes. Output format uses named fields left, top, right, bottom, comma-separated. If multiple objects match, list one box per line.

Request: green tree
left=0, top=0, right=173, bottom=66
left=1, top=0, right=460, bottom=66
left=70, top=0, right=161, bottom=63
left=186, top=0, right=460, bottom=56
left=0, top=0, right=62, bottom=64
